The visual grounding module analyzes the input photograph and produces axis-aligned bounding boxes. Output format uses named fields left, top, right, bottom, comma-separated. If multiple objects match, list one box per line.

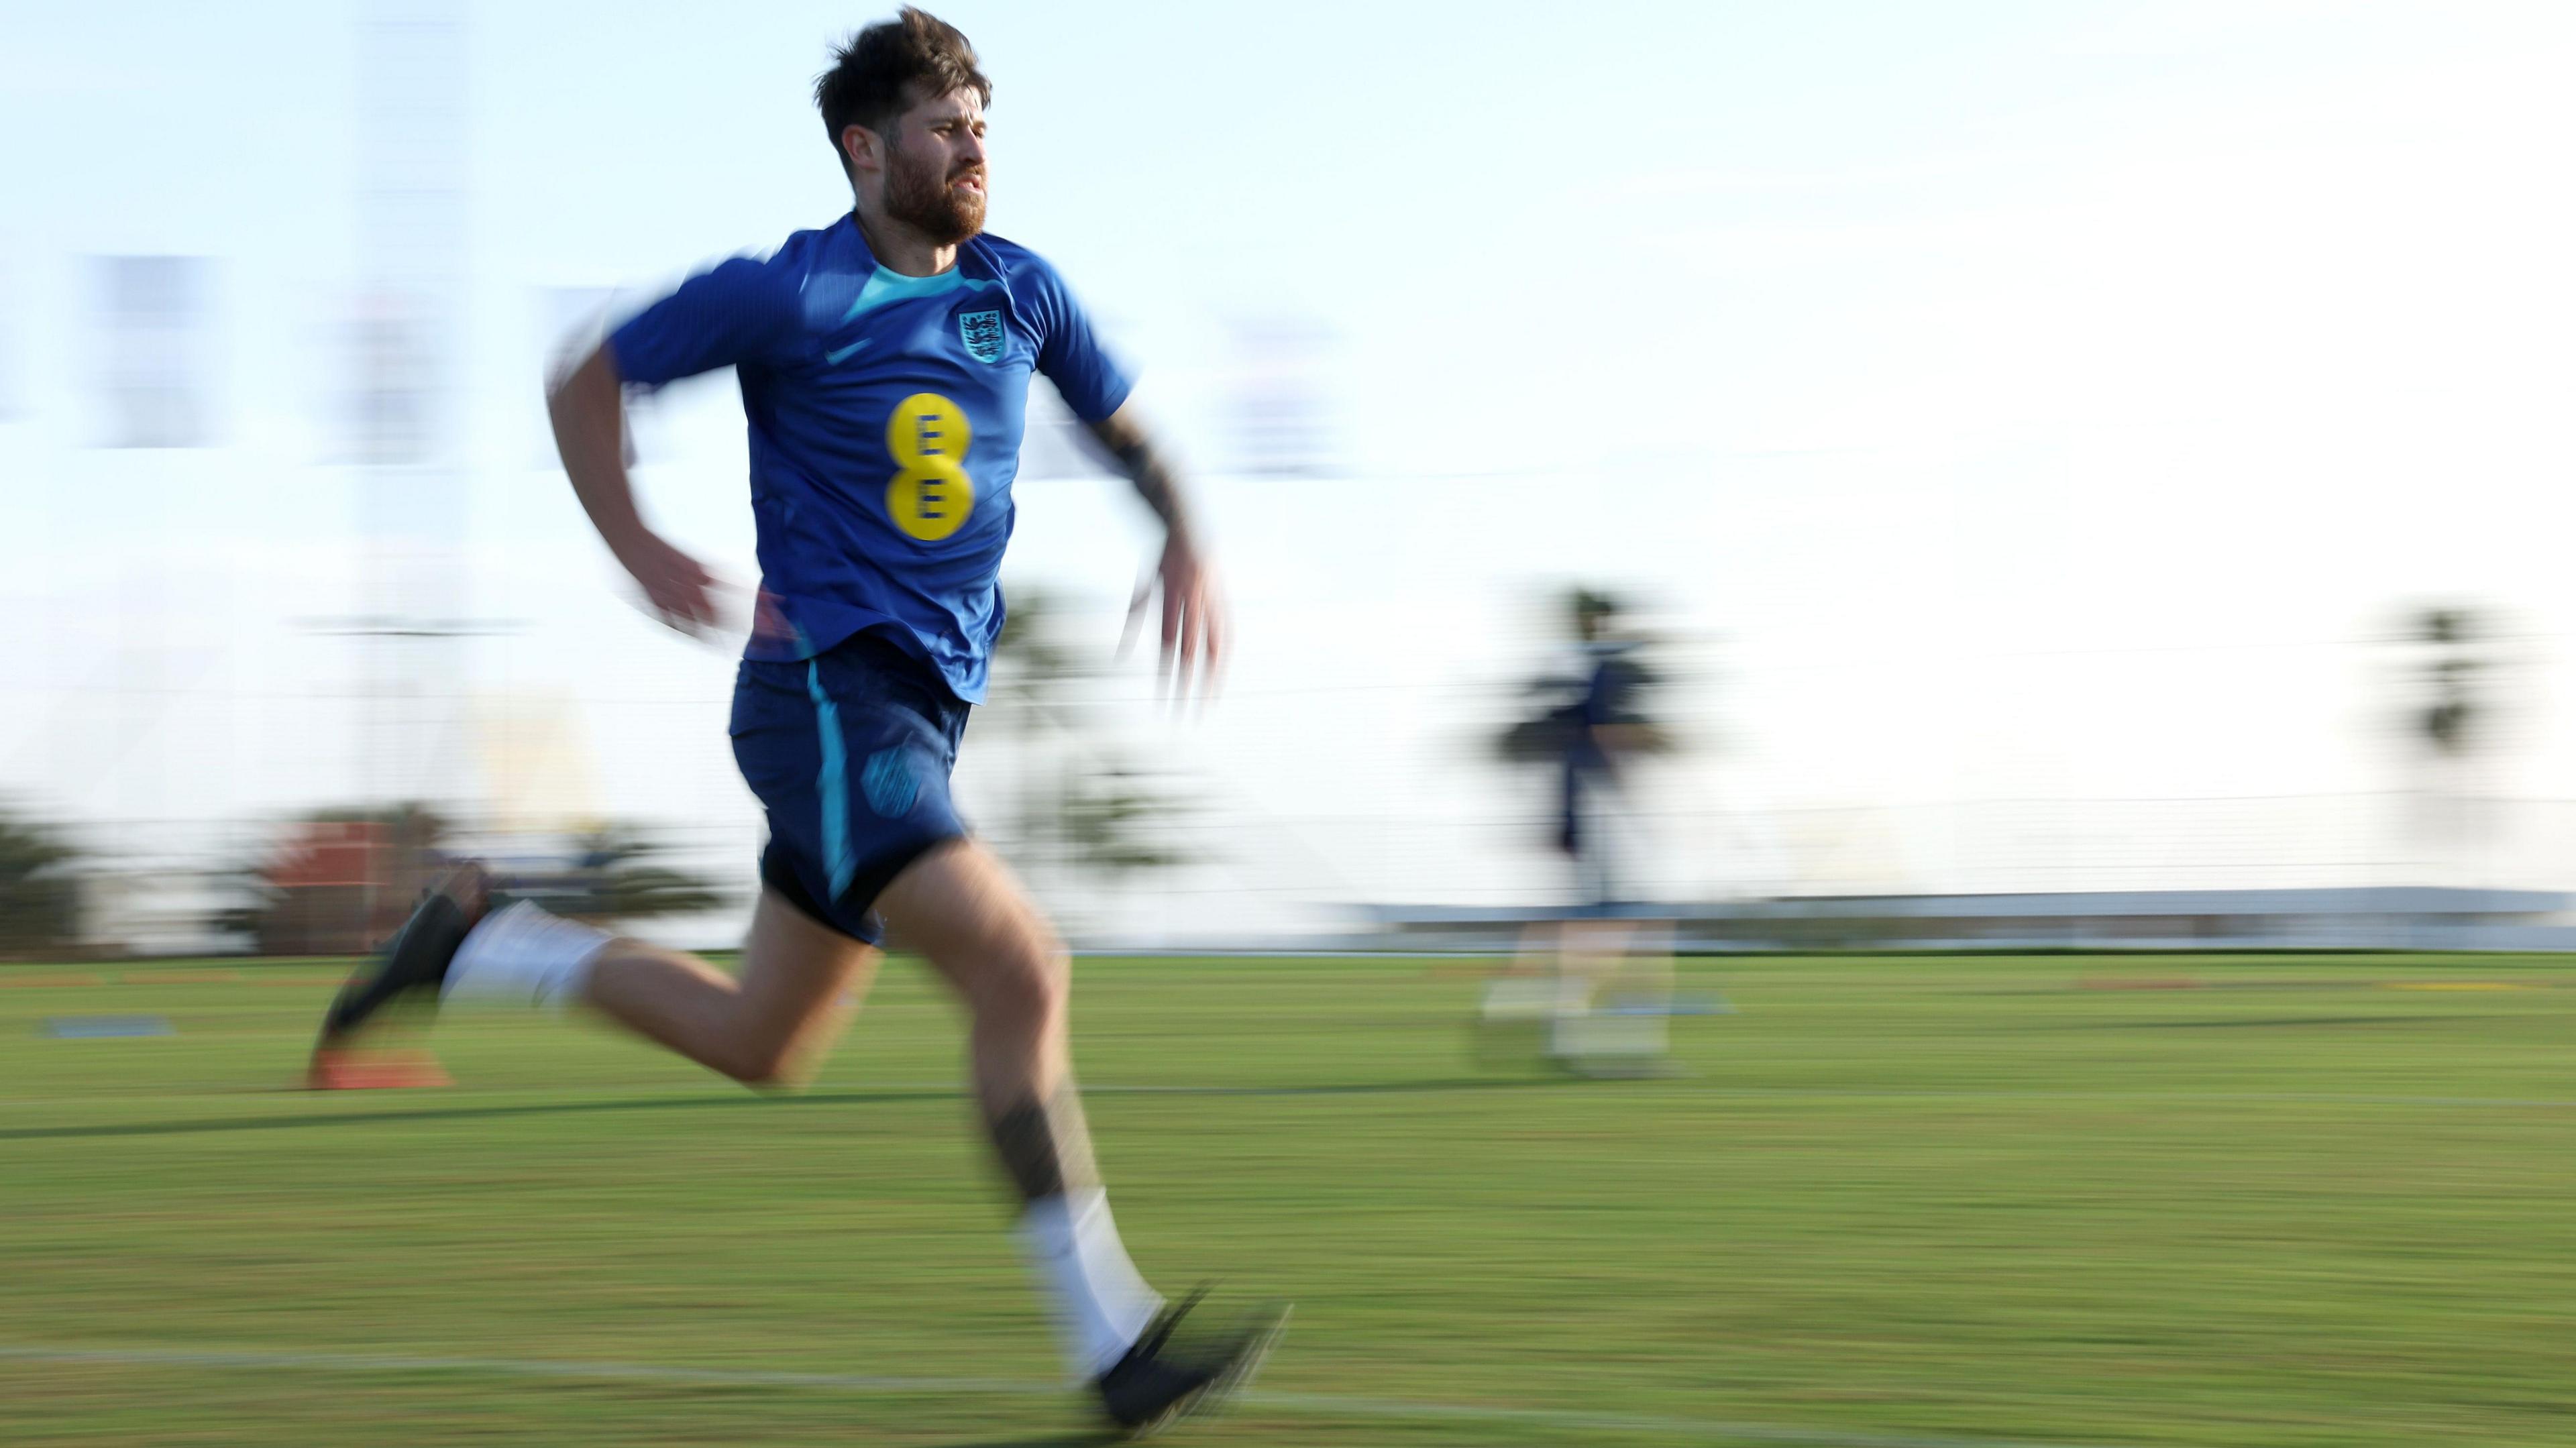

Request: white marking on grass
left=0, top=1344, right=1042, bottom=1396
left=10, top=1082, right=2576, bottom=1137
left=0, top=1343, right=2118, bottom=1447
left=1080, top=1083, right=2576, bottom=1111
left=1252, top=1387, right=2117, bottom=1447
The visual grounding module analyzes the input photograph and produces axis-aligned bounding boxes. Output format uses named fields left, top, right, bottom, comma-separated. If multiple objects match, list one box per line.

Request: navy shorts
left=731, top=630, right=971, bottom=944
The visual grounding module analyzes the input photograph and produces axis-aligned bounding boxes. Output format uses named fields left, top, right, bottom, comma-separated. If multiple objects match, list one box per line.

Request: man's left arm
left=1085, top=402, right=1224, bottom=700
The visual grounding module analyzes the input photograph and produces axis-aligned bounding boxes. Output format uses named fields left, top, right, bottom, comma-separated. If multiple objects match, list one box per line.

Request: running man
left=311, top=9, right=1282, bottom=1435
left=1483, top=590, right=1680, bottom=1074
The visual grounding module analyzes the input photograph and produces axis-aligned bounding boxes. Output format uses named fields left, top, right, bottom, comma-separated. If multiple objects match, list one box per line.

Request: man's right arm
left=546, top=345, right=718, bottom=634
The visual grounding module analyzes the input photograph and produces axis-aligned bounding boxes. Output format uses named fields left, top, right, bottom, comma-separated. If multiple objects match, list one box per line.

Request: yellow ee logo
left=884, top=392, right=975, bottom=543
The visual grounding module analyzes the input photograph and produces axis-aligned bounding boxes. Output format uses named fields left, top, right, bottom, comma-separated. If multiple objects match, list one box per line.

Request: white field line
left=0, top=1343, right=2119, bottom=1448
left=680, top=1078, right=2576, bottom=1111
left=1084, top=1084, right=2576, bottom=1109
left=10, top=1082, right=2576, bottom=1123
left=0, top=1343, right=1038, bottom=1396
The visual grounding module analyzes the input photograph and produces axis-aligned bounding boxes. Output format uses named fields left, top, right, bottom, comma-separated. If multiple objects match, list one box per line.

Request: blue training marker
left=1599, top=995, right=1734, bottom=1017
left=40, top=1015, right=176, bottom=1038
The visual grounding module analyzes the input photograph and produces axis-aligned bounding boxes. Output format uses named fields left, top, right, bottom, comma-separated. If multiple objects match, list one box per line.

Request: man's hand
left=1089, top=400, right=1225, bottom=704
left=549, top=346, right=722, bottom=641
left=1127, top=529, right=1226, bottom=702
left=615, top=531, right=720, bottom=637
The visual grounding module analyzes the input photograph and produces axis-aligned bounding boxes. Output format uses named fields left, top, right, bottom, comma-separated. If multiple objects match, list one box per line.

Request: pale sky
left=5, top=2, right=2576, bottom=941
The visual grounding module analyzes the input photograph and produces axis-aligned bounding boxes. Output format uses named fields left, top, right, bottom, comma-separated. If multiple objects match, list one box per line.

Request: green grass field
left=5, top=951, right=2575, bottom=1446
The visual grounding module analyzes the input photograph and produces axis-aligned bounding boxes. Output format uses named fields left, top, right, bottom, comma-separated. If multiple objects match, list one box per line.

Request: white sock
left=441, top=901, right=610, bottom=1011
left=1016, top=1188, right=1166, bottom=1380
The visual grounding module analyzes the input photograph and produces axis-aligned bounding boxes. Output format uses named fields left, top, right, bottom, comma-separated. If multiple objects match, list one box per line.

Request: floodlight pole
left=350, top=0, right=476, bottom=819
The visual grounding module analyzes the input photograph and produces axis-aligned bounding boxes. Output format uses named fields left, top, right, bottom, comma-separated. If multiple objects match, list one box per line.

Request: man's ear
left=840, top=122, right=883, bottom=176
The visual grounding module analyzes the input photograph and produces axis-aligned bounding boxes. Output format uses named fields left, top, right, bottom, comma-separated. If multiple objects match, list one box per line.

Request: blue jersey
left=607, top=215, right=1132, bottom=702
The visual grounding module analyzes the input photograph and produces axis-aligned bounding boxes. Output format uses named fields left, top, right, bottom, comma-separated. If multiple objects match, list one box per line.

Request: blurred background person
left=1482, top=588, right=1684, bottom=1075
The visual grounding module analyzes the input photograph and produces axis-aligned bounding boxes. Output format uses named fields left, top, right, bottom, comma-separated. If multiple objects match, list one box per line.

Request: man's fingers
left=1175, top=590, right=1201, bottom=705
left=1130, top=550, right=1224, bottom=707
left=665, top=596, right=712, bottom=636
left=1200, top=589, right=1228, bottom=700
left=649, top=574, right=718, bottom=636
left=1158, top=586, right=1185, bottom=695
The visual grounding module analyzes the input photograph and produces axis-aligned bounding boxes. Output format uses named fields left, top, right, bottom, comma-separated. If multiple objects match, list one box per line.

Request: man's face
left=879, top=86, right=988, bottom=244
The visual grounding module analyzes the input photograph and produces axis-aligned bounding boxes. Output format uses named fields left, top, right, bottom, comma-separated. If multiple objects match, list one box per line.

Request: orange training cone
left=306, top=1047, right=452, bottom=1091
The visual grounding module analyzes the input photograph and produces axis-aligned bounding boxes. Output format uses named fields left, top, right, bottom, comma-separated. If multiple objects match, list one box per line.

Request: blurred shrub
left=0, top=804, right=82, bottom=960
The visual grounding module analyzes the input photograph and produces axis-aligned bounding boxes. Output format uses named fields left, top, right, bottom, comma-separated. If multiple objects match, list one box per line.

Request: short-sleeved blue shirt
left=608, top=215, right=1132, bottom=702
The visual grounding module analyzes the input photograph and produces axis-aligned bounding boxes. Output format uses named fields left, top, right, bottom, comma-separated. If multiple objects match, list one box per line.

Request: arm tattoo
left=1093, top=416, right=1191, bottom=538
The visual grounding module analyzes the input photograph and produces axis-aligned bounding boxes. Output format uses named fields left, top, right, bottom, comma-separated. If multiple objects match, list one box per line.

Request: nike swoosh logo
left=825, top=338, right=871, bottom=364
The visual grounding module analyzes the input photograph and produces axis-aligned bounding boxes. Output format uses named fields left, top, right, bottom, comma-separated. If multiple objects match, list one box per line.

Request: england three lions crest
left=957, top=309, right=1006, bottom=364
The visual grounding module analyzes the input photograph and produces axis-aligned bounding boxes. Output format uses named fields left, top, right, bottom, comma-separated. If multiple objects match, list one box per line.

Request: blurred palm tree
left=989, top=586, right=1191, bottom=894
left=988, top=585, right=1090, bottom=738
left=2402, top=604, right=2499, bottom=887
left=557, top=822, right=731, bottom=922
left=215, top=804, right=727, bottom=952
left=1055, top=768, right=1184, bottom=880
left=2414, top=606, right=2484, bottom=758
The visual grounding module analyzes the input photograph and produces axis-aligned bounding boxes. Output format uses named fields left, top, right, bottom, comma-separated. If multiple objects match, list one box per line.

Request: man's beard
left=885, top=148, right=986, bottom=245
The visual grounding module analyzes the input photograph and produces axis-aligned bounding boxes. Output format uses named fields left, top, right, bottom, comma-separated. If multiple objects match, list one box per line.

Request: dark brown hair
left=814, top=8, right=992, bottom=177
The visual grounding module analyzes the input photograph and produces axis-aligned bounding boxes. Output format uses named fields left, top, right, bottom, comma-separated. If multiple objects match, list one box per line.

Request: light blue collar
left=841, top=263, right=989, bottom=322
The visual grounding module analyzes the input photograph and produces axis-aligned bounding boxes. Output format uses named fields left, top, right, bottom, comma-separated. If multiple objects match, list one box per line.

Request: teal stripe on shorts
left=806, top=660, right=855, bottom=899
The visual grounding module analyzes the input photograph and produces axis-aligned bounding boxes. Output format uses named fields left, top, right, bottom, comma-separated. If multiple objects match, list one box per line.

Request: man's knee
left=971, top=930, right=1070, bottom=1027
left=715, top=1029, right=803, bottom=1089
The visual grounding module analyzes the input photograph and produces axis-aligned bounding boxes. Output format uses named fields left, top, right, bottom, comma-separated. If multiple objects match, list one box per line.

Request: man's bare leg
left=875, top=840, right=1072, bottom=1139
left=873, top=839, right=1162, bottom=1380
left=408, top=866, right=876, bottom=1089
left=333, top=846, right=1277, bottom=1421
left=580, top=889, right=878, bottom=1087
